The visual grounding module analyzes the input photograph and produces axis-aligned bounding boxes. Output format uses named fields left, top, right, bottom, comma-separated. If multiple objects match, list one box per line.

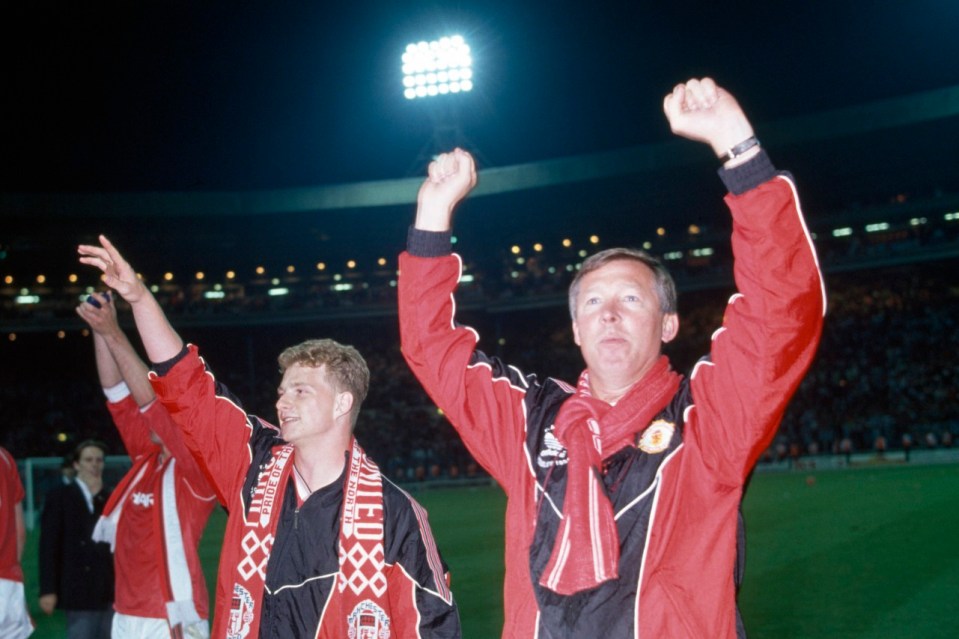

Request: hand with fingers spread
left=415, top=148, right=478, bottom=232
left=662, top=77, right=756, bottom=165
left=77, top=235, right=147, bottom=304
left=78, top=234, right=184, bottom=363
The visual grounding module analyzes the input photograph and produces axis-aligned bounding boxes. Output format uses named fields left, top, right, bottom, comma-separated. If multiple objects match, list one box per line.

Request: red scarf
left=94, top=454, right=205, bottom=634
left=225, top=439, right=390, bottom=639
left=329, top=441, right=392, bottom=639
left=539, top=355, right=681, bottom=595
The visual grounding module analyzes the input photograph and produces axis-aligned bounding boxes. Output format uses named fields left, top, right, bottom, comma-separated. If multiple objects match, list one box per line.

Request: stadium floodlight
left=402, top=35, right=473, bottom=100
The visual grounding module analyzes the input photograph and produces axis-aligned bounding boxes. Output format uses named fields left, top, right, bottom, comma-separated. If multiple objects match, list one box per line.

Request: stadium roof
left=2, top=1, right=959, bottom=275
left=5, top=1, right=959, bottom=191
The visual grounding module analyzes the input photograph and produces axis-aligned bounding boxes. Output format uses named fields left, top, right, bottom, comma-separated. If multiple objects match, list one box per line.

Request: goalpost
left=18, top=456, right=132, bottom=530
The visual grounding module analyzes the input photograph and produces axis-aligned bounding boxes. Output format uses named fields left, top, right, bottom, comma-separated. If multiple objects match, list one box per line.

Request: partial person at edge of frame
left=77, top=290, right=217, bottom=638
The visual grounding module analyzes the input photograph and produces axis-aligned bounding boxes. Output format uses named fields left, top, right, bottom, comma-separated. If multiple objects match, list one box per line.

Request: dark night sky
left=5, top=1, right=959, bottom=193
left=2, top=1, right=959, bottom=410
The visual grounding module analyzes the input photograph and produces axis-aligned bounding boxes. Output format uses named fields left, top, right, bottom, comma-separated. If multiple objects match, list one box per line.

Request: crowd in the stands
left=3, top=257, right=957, bottom=481
left=2, top=200, right=957, bottom=324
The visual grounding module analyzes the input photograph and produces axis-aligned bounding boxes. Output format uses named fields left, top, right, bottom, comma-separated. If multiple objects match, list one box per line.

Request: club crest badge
left=348, top=599, right=391, bottom=639
left=227, top=583, right=255, bottom=639
left=638, top=420, right=675, bottom=454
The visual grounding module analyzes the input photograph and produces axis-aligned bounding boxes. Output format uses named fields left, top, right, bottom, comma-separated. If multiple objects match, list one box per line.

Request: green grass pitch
left=20, top=463, right=959, bottom=637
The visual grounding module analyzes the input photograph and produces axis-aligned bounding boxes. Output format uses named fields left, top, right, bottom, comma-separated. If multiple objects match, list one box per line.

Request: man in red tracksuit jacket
left=0, top=446, right=33, bottom=639
left=78, top=291, right=217, bottom=638
left=78, top=241, right=461, bottom=639
left=398, top=77, right=826, bottom=637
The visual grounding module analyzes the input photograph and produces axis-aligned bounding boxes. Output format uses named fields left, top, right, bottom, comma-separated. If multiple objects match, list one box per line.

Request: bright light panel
left=402, top=35, right=473, bottom=100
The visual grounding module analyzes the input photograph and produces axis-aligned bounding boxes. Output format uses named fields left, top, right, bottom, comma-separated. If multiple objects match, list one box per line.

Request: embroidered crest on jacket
left=638, top=419, right=675, bottom=454
left=227, top=583, right=255, bottom=639
left=348, top=599, right=391, bottom=639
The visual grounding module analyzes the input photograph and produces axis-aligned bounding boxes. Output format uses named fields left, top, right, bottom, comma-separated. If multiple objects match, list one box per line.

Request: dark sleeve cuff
left=151, top=344, right=191, bottom=376
left=407, top=226, right=453, bottom=257
left=717, top=149, right=778, bottom=195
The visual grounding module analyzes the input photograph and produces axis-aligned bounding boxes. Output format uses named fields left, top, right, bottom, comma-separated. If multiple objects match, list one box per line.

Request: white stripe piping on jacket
left=151, top=351, right=254, bottom=514
left=266, top=572, right=337, bottom=595
left=589, top=471, right=607, bottom=581
left=775, top=175, right=828, bottom=317
left=627, top=175, right=821, bottom=636
left=690, top=358, right=714, bottom=382
left=614, top=423, right=691, bottom=521
left=451, top=254, right=543, bottom=506
left=613, top=474, right=661, bottom=522
left=182, top=477, right=218, bottom=503
left=312, top=576, right=338, bottom=639
left=535, top=481, right=563, bottom=519
left=462, top=357, right=545, bottom=500
left=393, top=559, right=456, bottom=609
left=91, top=458, right=151, bottom=551
left=632, top=441, right=684, bottom=638
left=451, top=253, right=568, bottom=522
left=543, top=516, right=572, bottom=590
left=195, top=353, right=264, bottom=517
left=400, top=483, right=453, bottom=604
left=391, top=563, right=426, bottom=638
left=162, top=458, right=203, bottom=627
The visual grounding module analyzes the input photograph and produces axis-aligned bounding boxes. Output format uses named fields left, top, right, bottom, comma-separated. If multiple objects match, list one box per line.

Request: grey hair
left=568, top=248, right=678, bottom=319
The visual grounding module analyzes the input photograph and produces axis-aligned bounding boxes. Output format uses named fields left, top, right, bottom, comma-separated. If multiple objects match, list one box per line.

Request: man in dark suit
left=39, top=439, right=115, bottom=638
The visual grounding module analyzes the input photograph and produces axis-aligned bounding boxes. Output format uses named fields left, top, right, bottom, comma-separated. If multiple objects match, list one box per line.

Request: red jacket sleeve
left=106, top=394, right=158, bottom=461
left=141, top=401, right=217, bottom=500
left=686, top=174, right=826, bottom=486
left=398, top=252, right=532, bottom=493
left=150, top=345, right=263, bottom=505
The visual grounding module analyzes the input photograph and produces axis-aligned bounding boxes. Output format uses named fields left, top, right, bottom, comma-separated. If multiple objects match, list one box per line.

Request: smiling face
left=275, top=363, right=352, bottom=448
left=571, top=259, right=678, bottom=397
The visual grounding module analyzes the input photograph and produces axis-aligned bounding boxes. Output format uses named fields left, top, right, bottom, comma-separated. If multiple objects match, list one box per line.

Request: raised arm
left=664, top=79, right=826, bottom=483
left=80, top=235, right=263, bottom=501
left=77, top=291, right=155, bottom=407
left=77, top=289, right=210, bottom=486
left=414, top=147, right=477, bottom=231
left=78, top=235, right=184, bottom=364
left=663, top=77, right=758, bottom=168
left=401, top=149, right=550, bottom=490
left=76, top=290, right=159, bottom=458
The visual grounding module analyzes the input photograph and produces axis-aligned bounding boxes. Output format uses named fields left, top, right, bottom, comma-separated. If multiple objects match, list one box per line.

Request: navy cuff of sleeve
left=151, top=344, right=190, bottom=376
left=717, top=149, right=777, bottom=195
left=407, top=226, right=453, bottom=257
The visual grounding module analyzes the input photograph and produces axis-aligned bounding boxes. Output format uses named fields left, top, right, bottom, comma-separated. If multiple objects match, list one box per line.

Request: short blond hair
left=278, top=339, right=370, bottom=426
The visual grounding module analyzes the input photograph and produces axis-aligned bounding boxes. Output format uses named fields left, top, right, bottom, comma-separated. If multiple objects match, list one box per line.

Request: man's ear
left=334, top=391, right=355, bottom=421
left=572, top=319, right=581, bottom=346
left=661, top=313, right=679, bottom=344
